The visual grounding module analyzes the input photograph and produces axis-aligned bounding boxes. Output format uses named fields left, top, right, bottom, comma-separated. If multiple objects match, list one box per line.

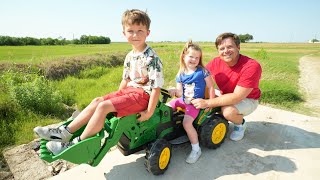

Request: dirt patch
left=299, top=55, right=320, bottom=117
left=2, top=139, right=77, bottom=180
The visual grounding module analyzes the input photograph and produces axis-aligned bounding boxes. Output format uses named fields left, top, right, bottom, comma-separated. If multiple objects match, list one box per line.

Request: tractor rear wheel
left=145, top=139, right=171, bottom=175
left=199, top=116, right=228, bottom=149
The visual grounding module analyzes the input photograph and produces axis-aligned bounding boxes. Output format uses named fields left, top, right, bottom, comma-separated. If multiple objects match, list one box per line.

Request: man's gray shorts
left=215, top=89, right=259, bottom=116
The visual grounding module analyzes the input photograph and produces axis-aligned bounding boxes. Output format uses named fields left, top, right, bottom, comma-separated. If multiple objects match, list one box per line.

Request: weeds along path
left=299, top=55, right=320, bottom=117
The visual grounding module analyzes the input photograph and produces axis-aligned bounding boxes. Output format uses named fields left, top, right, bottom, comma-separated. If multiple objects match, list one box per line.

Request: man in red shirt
left=191, top=32, right=262, bottom=141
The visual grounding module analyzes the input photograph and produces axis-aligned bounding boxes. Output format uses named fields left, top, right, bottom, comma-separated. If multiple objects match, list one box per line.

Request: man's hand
left=137, top=110, right=153, bottom=122
left=191, top=98, right=209, bottom=109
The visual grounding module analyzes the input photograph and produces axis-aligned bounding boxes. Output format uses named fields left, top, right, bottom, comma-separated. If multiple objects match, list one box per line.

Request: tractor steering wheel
left=160, top=88, right=171, bottom=103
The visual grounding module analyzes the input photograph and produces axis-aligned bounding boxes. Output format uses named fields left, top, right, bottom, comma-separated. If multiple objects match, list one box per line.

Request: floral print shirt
left=123, top=45, right=164, bottom=94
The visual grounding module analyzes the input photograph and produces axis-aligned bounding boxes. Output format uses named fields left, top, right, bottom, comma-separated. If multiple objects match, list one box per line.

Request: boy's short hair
left=215, top=32, right=240, bottom=49
left=122, top=9, right=151, bottom=30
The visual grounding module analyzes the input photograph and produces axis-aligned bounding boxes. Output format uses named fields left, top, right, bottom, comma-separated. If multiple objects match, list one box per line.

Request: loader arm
left=39, top=114, right=139, bottom=166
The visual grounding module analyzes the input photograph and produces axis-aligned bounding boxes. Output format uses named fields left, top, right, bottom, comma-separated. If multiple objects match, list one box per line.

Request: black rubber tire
left=199, top=115, right=228, bottom=149
left=145, top=139, right=172, bottom=175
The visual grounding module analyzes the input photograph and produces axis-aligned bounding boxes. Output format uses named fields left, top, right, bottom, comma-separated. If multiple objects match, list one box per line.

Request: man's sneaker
left=46, top=137, right=80, bottom=155
left=33, top=126, right=72, bottom=142
left=230, top=119, right=246, bottom=141
left=186, top=149, right=202, bottom=164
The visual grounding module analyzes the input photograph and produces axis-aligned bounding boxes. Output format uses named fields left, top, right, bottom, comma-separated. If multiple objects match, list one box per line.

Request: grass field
left=0, top=43, right=131, bottom=63
left=0, top=42, right=320, bottom=160
left=1, top=42, right=320, bottom=110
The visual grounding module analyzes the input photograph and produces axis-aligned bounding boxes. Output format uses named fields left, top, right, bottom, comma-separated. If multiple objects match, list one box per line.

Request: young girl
left=167, top=41, right=214, bottom=164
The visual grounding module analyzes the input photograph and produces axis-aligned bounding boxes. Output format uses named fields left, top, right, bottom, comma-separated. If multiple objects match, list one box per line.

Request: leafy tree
left=239, top=33, right=253, bottom=43
left=311, top=39, right=319, bottom=43
left=24, top=37, right=41, bottom=45
left=80, top=35, right=111, bottom=44
left=0, top=36, right=14, bottom=45
left=72, top=39, right=80, bottom=44
left=80, top=35, right=89, bottom=44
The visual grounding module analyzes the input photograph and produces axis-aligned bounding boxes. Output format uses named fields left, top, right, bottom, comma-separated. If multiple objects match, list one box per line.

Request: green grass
left=53, top=66, right=123, bottom=109
left=0, top=109, right=60, bottom=160
left=1, top=42, right=320, bottom=161
left=0, top=43, right=131, bottom=63
left=240, top=43, right=320, bottom=113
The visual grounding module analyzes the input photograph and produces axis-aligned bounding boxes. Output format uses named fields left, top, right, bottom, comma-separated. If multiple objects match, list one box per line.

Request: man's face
left=217, top=37, right=240, bottom=66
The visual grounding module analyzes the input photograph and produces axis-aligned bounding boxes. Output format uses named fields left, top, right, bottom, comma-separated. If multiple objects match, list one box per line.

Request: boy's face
left=123, top=23, right=150, bottom=49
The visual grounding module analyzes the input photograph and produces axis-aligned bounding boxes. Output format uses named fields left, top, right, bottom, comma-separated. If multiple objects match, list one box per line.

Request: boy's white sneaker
left=46, top=137, right=80, bottom=155
left=33, top=125, right=72, bottom=142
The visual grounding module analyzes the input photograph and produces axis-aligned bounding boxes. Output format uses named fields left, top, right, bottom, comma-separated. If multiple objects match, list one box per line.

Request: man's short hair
left=215, top=32, right=240, bottom=49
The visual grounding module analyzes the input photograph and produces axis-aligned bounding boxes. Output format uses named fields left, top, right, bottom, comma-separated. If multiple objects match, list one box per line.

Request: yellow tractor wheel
left=199, top=115, right=228, bottom=149
left=145, top=139, right=172, bottom=175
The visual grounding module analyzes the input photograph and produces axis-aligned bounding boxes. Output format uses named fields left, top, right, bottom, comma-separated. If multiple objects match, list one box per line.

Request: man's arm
left=137, top=87, right=160, bottom=121
left=192, top=85, right=253, bottom=109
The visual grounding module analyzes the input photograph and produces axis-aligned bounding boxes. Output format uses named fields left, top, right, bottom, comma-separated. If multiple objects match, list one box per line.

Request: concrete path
left=51, top=105, right=320, bottom=180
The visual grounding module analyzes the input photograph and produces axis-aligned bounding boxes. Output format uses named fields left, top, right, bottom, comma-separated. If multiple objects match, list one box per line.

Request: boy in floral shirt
left=34, top=9, right=164, bottom=155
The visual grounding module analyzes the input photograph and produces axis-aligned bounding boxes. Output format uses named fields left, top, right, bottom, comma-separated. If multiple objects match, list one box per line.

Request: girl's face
left=123, top=23, right=150, bottom=51
left=183, top=49, right=201, bottom=71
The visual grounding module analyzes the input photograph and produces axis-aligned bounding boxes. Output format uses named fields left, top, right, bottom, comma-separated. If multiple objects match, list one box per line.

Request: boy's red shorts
left=103, top=87, right=150, bottom=117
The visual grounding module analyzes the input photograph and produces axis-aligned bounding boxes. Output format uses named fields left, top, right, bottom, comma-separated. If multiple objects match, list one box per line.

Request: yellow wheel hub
left=159, top=147, right=170, bottom=170
left=211, top=123, right=226, bottom=144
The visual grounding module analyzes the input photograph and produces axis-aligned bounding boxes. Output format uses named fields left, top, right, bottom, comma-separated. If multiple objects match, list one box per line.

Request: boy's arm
left=137, top=87, right=160, bottom=122
left=118, top=79, right=130, bottom=90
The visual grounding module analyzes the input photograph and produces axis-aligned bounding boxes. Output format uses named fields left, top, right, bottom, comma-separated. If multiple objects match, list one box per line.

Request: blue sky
left=1, top=0, right=319, bottom=42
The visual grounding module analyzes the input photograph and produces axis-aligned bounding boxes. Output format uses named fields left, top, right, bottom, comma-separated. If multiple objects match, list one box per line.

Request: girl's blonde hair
left=178, top=40, right=204, bottom=74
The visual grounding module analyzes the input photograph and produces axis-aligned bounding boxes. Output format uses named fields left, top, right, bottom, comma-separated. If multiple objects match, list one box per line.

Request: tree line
left=0, top=33, right=254, bottom=45
left=0, top=35, right=111, bottom=46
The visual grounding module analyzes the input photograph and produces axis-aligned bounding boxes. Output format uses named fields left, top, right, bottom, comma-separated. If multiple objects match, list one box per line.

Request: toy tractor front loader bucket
left=38, top=114, right=140, bottom=166
left=39, top=130, right=105, bottom=164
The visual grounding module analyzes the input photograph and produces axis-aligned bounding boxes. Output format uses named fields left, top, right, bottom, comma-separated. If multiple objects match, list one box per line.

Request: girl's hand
left=168, top=88, right=177, bottom=98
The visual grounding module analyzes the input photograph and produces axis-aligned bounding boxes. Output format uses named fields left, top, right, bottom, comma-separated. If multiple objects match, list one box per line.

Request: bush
left=9, top=76, right=66, bottom=117
left=255, top=48, right=270, bottom=60
left=0, top=93, right=18, bottom=120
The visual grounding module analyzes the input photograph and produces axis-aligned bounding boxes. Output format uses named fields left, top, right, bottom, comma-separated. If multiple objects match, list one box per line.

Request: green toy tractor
left=38, top=89, right=228, bottom=175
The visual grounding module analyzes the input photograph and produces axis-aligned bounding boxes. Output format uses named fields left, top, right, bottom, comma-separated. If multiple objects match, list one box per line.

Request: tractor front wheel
left=199, top=116, right=228, bottom=149
left=145, top=139, right=172, bottom=175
